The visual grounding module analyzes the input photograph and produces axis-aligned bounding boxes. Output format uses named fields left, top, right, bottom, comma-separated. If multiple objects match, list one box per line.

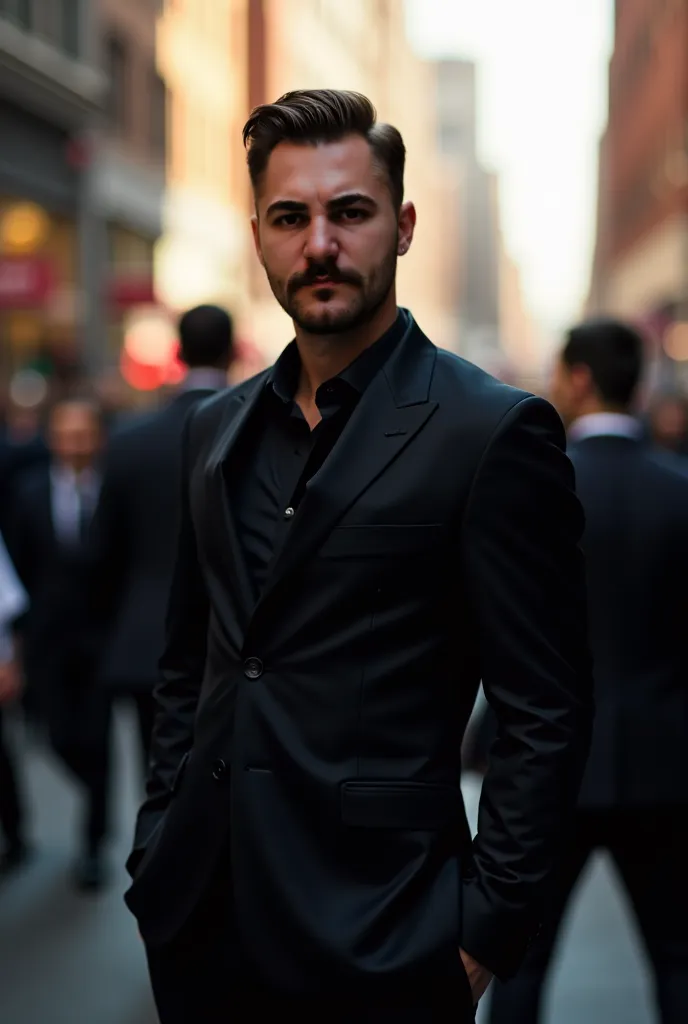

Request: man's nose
left=303, top=216, right=338, bottom=261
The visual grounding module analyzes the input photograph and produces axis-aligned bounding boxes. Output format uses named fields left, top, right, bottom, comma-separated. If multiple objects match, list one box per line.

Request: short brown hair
left=243, top=89, right=405, bottom=208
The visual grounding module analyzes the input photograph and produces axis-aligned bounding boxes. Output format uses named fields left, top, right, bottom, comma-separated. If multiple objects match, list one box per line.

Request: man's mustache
left=288, top=261, right=363, bottom=296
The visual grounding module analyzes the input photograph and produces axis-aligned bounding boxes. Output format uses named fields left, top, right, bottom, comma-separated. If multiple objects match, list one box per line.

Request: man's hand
left=460, top=948, right=493, bottom=1006
left=0, top=659, right=22, bottom=704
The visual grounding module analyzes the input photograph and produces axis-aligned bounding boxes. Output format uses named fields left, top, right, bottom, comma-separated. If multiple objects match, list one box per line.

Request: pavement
left=0, top=708, right=657, bottom=1024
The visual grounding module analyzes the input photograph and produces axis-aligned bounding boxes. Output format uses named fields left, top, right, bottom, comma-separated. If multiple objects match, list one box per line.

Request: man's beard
left=265, top=245, right=398, bottom=336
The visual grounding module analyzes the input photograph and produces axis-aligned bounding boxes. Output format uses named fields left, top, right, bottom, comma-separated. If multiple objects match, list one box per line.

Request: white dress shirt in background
left=50, top=466, right=100, bottom=547
left=568, top=412, right=643, bottom=443
left=0, top=530, right=28, bottom=664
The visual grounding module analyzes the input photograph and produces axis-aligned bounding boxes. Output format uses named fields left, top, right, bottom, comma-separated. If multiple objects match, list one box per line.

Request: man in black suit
left=90, top=305, right=233, bottom=765
left=8, top=397, right=108, bottom=889
left=125, top=90, right=593, bottom=1023
left=488, top=319, right=688, bottom=1023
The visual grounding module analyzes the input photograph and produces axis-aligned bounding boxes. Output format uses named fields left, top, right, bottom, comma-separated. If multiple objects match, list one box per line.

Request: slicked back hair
left=243, top=89, right=405, bottom=209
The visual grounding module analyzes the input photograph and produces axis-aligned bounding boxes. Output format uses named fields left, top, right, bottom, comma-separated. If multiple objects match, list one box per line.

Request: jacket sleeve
left=127, top=411, right=210, bottom=874
left=459, top=394, right=593, bottom=979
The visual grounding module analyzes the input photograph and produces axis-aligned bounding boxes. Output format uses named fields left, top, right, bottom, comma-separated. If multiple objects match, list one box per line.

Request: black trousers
left=0, top=704, right=25, bottom=848
left=47, top=671, right=111, bottom=853
left=488, top=807, right=688, bottom=1024
left=145, top=859, right=475, bottom=1024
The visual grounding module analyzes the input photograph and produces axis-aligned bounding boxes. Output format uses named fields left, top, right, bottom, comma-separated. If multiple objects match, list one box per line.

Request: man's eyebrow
left=265, top=199, right=308, bottom=218
left=327, top=193, right=377, bottom=211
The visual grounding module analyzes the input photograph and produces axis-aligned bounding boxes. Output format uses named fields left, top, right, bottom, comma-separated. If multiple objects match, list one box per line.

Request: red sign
left=107, top=274, right=157, bottom=310
left=0, top=257, right=54, bottom=309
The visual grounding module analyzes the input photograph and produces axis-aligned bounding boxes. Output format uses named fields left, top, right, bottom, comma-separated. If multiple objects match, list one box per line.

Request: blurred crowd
left=0, top=305, right=234, bottom=889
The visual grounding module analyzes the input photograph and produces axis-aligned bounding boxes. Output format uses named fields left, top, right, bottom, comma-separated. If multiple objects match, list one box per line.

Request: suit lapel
left=204, top=375, right=268, bottom=624
left=255, top=320, right=438, bottom=611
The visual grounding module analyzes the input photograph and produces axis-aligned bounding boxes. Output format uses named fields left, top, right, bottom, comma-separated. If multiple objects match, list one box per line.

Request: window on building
left=60, top=0, right=79, bottom=57
left=105, top=34, right=129, bottom=135
left=150, top=70, right=167, bottom=158
left=0, top=0, right=32, bottom=30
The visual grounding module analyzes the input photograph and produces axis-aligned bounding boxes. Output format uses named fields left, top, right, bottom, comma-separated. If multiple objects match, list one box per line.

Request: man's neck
left=294, top=300, right=398, bottom=403
left=573, top=402, right=631, bottom=421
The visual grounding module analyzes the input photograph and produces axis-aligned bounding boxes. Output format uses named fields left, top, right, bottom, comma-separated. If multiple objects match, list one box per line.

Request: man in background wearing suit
left=90, top=306, right=233, bottom=767
left=8, top=397, right=107, bottom=889
left=489, top=319, right=688, bottom=1023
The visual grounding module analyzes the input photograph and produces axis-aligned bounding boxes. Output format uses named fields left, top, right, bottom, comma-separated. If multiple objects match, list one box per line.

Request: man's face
left=251, top=135, right=415, bottom=335
left=48, top=402, right=102, bottom=472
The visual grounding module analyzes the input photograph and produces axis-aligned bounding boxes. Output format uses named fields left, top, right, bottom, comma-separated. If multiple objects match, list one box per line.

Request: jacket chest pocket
left=319, top=524, right=447, bottom=560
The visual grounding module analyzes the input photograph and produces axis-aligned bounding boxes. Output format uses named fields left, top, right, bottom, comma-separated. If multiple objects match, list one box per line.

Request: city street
left=0, top=710, right=656, bottom=1024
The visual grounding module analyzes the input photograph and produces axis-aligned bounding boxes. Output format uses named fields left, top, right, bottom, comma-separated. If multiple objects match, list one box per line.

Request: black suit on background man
left=125, top=312, right=592, bottom=1016
left=489, top=321, right=688, bottom=1023
left=90, top=306, right=233, bottom=765
left=7, top=452, right=107, bottom=872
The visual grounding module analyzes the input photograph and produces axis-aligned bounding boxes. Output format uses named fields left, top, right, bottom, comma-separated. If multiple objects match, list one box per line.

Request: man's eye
left=276, top=214, right=303, bottom=227
left=338, top=209, right=365, bottom=221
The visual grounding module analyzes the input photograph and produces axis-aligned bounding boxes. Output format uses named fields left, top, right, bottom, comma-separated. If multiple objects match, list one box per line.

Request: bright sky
left=405, top=0, right=614, bottom=340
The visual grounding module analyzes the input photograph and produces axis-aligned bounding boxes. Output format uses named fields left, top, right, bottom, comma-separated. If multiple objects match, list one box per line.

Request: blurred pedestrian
left=89, top=305, right=233, bottom=769
left=489, top=318, right=688, bottom=1024
left=124, top=89, right=592, bottom=1023
left=0, top=528, right=30, bottom=876
left=7, top=396, right=110, bottom=890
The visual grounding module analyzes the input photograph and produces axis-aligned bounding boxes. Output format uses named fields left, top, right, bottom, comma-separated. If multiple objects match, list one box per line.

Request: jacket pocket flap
left=341, top=779, right=460, bottom=830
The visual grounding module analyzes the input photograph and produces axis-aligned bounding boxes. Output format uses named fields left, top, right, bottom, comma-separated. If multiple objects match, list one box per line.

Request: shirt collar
left=51, top=463, right=100, bottom=489
left=181, top=368, right=228, bottom=392
left=568, top=412, right=643, bottom=442
left=267, top=308, right=408, bottom=407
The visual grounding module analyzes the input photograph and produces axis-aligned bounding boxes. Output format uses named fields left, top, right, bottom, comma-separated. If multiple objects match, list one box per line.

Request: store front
left=0, top=99, right=81, bottom=383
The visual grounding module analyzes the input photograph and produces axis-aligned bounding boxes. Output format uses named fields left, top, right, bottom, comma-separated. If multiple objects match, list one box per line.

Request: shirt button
left=284, top=506, right=295, bottom=519
left=243, top=657, right=263, bottom=680
left=212, top=758, right=227, bottom=781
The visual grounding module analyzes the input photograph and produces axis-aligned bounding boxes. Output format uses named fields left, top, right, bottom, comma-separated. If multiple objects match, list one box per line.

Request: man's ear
left=251, top=215, right=265, bottom=267
left=397, top=201, right=417, bottom=256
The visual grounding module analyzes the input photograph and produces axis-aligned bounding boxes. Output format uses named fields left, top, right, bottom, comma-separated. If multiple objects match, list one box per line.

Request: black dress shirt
left=231, top=309, right=408, bottom=600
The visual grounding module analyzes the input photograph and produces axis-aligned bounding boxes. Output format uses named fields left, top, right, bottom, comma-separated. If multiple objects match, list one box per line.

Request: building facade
left=589, top=0, right=688, bottom=321
left=436, top=58, right=538, bottom=377
left=0, top=0, right=105, bottom=378
left=0, top=0, right=167, bottom=380
left=97, top=0, right=167, bottom=361
left=154, top=0, right=251, bottom=323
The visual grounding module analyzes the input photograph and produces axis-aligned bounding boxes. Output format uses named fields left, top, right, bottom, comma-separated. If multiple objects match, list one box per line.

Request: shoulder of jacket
left=432, top=347, right=553, bottom=432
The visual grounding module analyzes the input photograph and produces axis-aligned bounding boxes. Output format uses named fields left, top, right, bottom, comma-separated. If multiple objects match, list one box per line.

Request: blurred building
left=0, top=0, right=166, bottom=383
left=0, top=0, right=105, bottom=379
left=589, top=0, right=688, bottom=322
left=98, top=0, right=167, bottom=360
left=436, top=59, right=539, bottom=377
left=155, top=0, right=460, bottom=366
left=154, top=0, right=251, bottom=322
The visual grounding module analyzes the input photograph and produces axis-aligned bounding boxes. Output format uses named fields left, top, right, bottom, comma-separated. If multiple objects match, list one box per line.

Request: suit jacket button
left=212, top=759, right=227, bottom=781
left=243, top=656, right=263, bottom=680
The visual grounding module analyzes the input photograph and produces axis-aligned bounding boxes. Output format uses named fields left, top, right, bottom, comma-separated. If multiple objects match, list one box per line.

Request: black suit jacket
left=90, top=390, right=217, bottom=690
left=125, top=317, right=592, bottom=987
left=570, top=434, right=688, bottom=807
